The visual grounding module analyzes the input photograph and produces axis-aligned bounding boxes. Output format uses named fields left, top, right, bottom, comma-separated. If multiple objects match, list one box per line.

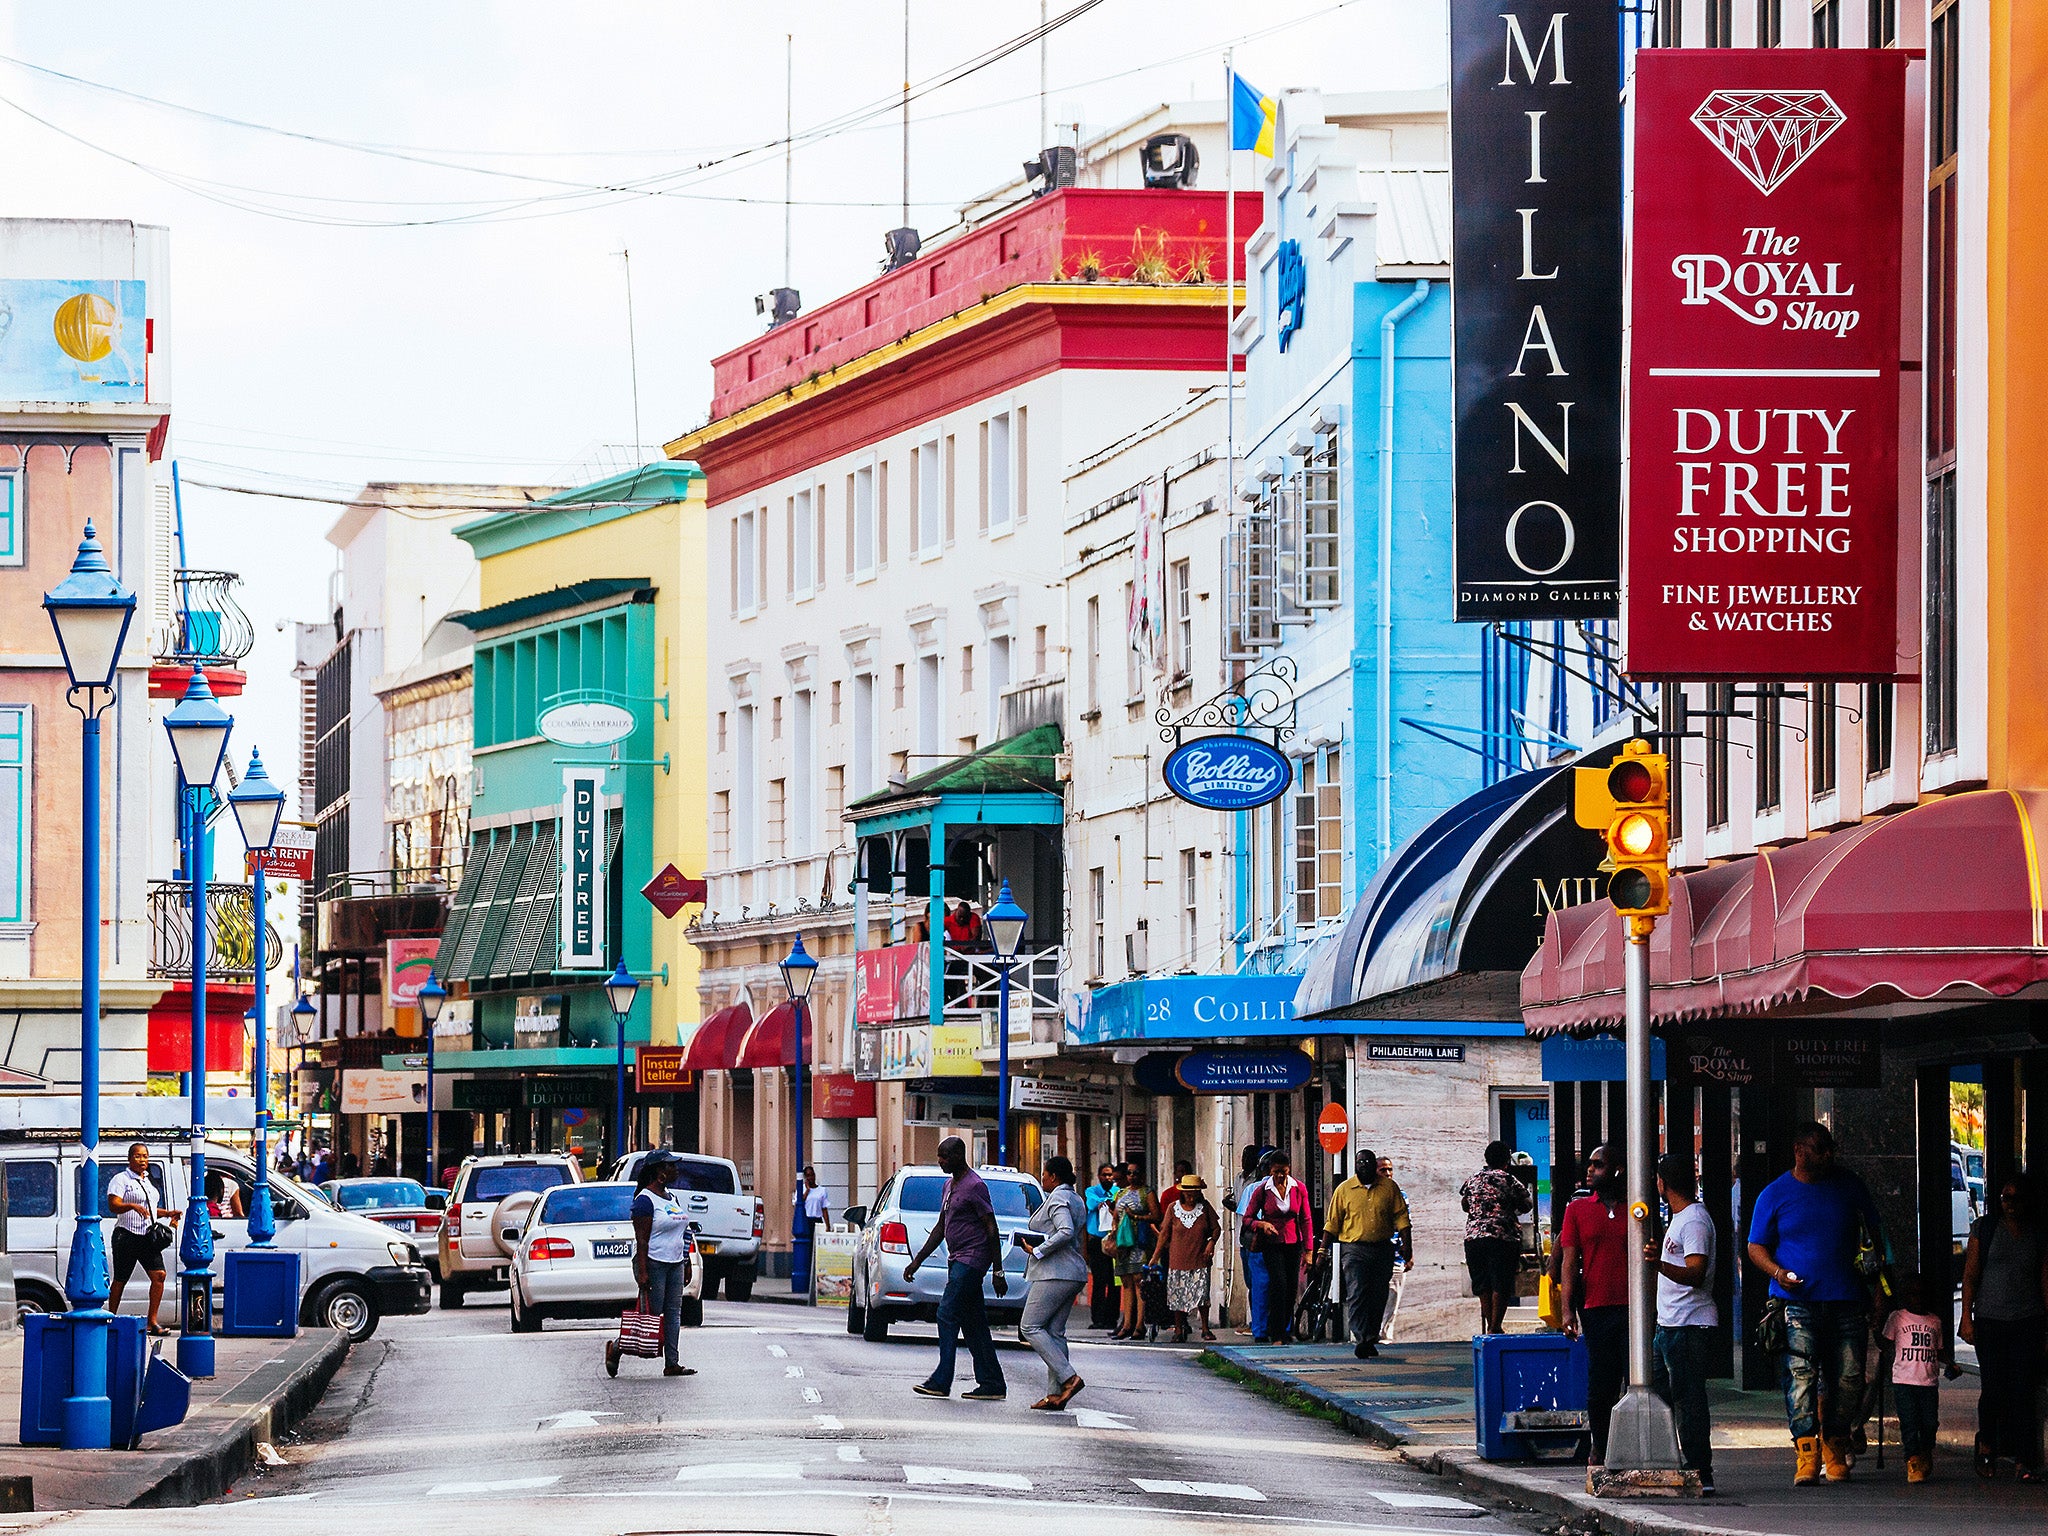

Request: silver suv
left=437, top=1153, right=582, bottom=1305
left=846, top=1164, right=1041, bottom=1342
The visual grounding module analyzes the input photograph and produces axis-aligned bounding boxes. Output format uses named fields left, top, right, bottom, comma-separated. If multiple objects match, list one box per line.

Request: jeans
left=1342, top=1241, right=1398, bottom=1347
left=926, top=1260, right=1004, bottom=1394
left=1652, top=1324, right=1715, bottom=1476
left=644, top=1258, right=687, bottom=1367
left=1020, top=1277, right=1084, bottom=1390
left=1262, top=1244, right=1303, bottom=1341
left=1780, top=1299, right=1868, bottom=1441
left=1243, top=1249, right=1270, bottom=1339
left=1085, top=1234, right=1118, bottom=1328
left=1582, top=1305, right=1628, bottom=1464
left=1974, top=1314, right=2046, bottom=1466
left=1893, top=1382, right=1939, bottom=1459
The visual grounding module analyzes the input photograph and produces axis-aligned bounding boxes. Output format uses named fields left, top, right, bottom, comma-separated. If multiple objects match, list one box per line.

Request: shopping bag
left=1538, top=1272, right=1565, bottom=1331
left=617, top=1295, right=664, bottom=1358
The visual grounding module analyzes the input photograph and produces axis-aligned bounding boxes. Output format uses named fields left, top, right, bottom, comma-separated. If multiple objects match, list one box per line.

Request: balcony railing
left=942, top=944, right=1062, bottom=1017
left=152, top=569, right=255, bottom=668
left=148, top=879, right=285, bottom=982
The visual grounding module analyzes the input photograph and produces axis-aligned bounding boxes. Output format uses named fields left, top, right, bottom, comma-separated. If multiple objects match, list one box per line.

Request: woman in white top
left=106, top=1142, right=178, bottom=1335
left=612, top=1152, right=695, bottom=1378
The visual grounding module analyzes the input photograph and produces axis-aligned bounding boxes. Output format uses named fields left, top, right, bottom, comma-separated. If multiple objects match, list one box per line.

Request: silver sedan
left=846, top=1165, right=1042, bottom=1342
left=505, top=1180, right=703, bottom=1333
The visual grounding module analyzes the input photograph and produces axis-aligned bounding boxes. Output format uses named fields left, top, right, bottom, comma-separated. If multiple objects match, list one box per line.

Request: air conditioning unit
left=1125, top=920, right=1149, bottom=975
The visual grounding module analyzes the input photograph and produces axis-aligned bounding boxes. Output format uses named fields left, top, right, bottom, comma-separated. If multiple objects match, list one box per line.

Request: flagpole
left=1224, top=48, right=1236, bottom=608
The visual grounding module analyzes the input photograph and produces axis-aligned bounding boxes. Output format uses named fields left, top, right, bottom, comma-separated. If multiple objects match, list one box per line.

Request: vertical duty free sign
left=1450, top=1, right=1623, bottom=620
left=559, top=766, right=607, bottom=970
left=1624, top=50, right=1907, bottom=677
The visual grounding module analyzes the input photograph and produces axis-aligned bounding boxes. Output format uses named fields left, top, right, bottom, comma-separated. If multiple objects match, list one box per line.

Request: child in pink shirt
left=1879, top=1273, right=1949, bottom=1483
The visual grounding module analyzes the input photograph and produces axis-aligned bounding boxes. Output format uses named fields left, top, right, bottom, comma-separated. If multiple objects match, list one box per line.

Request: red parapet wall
left=708, top=188, right=1262, bottom=421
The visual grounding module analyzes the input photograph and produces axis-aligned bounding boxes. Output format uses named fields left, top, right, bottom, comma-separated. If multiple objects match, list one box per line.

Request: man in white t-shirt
left=106, top=1141, right=179, bottom=1333
left=1644, top=1151, right=1719, bottom=1489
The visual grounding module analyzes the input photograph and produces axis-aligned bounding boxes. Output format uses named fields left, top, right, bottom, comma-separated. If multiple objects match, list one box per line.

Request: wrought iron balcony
left=153, top=569, right=255, bottom=668
left=147, top=879, right=285, bottom=982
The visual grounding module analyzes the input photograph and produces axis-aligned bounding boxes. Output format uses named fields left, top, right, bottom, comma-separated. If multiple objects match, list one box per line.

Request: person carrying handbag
left=1246, top=1153, right=1312, bottom=1344
left=106, top=1142, right=178, bottom=1336
left=1110, top=1168, right=1160, bottom=1340
left=610, top=1151, right=695, bottom=1378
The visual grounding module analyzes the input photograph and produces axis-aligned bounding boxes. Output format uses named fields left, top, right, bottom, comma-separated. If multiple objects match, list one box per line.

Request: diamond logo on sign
left=1690, top=90, right=1844, bottom=195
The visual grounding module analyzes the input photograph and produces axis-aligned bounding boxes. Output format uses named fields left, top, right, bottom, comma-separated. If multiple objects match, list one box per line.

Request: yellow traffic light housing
left=1573, top=739, right=1670, bottom=921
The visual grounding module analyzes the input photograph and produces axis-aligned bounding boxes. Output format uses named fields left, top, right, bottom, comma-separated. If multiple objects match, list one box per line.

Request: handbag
left=1755, top=1294, right=1790, bottom=1355
left=1537, top=1271, right=1565, bottom=1330
left=616, top=1294, right=664, bottom=1358
left=1114, top=1212, right=1136, bottom=1249
left=145, top=1219, right=175, bottom=1253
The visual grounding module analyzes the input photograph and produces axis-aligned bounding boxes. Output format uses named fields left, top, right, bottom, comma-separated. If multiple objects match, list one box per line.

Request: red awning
left=1522, top=789, right=2048, bottom=1036
left=679, top=1002, right=750, bottom=1072
left=733, top=1001, right=799, bottom=1070
left=147, top=983, right=252, bottom=1073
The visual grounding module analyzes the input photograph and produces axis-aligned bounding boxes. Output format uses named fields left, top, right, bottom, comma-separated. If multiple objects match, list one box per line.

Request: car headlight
left=389, top=1241, right=419, bottom=1266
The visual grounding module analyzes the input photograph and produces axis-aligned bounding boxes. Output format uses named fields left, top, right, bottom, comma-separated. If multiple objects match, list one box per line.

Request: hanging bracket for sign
left=1155, top=654, right=1298, bottom=750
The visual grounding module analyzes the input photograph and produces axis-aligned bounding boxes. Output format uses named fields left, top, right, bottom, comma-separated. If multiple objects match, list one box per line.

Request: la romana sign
left=1162, top=734, right=1292, bottom=812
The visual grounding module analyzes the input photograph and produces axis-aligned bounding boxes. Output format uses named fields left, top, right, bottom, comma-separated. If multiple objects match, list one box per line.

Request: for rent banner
left=1450, top=0, right=1624, bottom=620
left=1624, top=49, right=1908, bottom=677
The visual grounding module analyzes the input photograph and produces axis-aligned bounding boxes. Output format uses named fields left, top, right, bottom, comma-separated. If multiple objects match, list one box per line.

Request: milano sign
left=1450, top=2, right=1623, bottom=620
left=1625, top=50, right=1908, bottom=677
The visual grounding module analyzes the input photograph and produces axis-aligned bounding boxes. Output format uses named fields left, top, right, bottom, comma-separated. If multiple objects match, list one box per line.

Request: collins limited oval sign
left=1162, top=735, right=1292, bottom=811
left=538, top=701, right=636, bottom=747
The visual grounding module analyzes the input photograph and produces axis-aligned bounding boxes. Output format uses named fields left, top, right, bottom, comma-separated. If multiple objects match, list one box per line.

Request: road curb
left=1195, top=1349, right=1412, bottom=1450
left=130, top=1327, right=352, bottom=1508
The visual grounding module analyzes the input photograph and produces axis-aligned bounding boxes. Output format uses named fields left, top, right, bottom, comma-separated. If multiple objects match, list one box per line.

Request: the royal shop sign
left=1161, top=735, right=1292, bottom=812
left=1624, top=50, right=1908, bottom=678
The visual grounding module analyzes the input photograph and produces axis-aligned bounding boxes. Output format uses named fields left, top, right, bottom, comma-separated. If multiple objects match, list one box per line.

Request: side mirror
left=275, top=1199, right=305, bottom=1222
left=843, top=1206, right=868, bottom=1229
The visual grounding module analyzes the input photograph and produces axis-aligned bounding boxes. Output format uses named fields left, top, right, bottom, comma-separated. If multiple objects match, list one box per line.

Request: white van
left=1, top=1099, right=432, bottom=1341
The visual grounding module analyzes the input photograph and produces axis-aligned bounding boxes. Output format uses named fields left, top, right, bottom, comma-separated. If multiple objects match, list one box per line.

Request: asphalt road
left=19, top=1296, right=1547, bottom=1536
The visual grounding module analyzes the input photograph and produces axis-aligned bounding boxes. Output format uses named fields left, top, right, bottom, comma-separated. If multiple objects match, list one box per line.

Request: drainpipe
left=1375, top=280, right=1432, bottom=868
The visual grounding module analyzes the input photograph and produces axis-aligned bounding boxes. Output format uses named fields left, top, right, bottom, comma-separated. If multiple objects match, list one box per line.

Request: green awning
left=848, top=722, right=1063, bottom=814
left=451, top=578, right=651, bottom=635
left=434, top=814, right=620, bottom=984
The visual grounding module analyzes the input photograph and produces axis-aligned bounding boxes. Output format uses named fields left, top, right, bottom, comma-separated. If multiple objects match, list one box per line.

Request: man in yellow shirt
left=1320, top=1147, right=1413, bottom=1359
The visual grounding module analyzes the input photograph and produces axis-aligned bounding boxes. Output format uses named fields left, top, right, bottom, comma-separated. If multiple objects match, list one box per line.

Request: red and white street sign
left=1317, top=1103, right=1350, bottom=1156
left=248, top=825, right=316, bottom=882
left=1624, top=49, right=1909, bottom=678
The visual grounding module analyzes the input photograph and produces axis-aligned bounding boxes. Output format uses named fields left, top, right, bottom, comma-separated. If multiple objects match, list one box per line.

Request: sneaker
left=912, top=1383, right=949, bottom=1398
left=1698, top=1474, right=1715, bottom=1495
left=961, top=1386, right=1007, bottom=1402
left=1354, top=1343, right=1379, bottom=1359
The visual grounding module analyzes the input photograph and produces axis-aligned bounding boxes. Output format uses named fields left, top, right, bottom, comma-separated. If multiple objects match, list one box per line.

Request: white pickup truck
left=604, top=1150, right=763, bottom=1302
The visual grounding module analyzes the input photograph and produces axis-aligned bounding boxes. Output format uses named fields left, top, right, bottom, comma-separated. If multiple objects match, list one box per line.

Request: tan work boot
left=1906, top=1453, right=1931, bottom=1484
left=1794, top=1436, right=1822, bottom=1485
left=1822, top=1437, right=1852, bottom=1482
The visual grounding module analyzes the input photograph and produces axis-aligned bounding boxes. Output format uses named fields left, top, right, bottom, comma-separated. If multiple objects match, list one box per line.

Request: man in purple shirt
left=906, top=1135, right=1008, bottom=1400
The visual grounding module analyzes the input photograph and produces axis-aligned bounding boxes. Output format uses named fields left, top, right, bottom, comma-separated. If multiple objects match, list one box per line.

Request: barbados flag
left=1231, top=72, right=1276, bottom=156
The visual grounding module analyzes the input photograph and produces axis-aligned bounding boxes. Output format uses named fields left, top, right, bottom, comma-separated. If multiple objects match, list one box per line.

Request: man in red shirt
left=1558, top=1144, right=1629, bottom=1465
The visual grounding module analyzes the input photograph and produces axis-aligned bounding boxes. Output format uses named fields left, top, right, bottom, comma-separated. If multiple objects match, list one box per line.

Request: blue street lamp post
left=604, top=962, right=640, bottom=1165
left=42, top=520, right=137, bottom=1450
left=986, top=881, right=1029, bottom=1167
left=290, top=993, right=318, bottom=1162
left=417, top=975, right=448, bottom=1183
left=165, top=667, right=233, bottom=1379
left=226, top=751, right=284, bottom=1244
left=779, top=935, right=817, bottom=1294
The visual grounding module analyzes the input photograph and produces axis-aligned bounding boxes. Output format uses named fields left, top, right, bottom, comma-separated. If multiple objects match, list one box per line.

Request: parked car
left=2, top=1140, right=432, bottom=1340
left=504, top=1180, right=702, bottom=1333
left=604, top=1149, right=763, bottom=1302
left=437, top=1154, right=583, bottom=1306
left=846, top=1164, right=1041, bottom=1342
left=321, top=1178, right=448, bottom=1278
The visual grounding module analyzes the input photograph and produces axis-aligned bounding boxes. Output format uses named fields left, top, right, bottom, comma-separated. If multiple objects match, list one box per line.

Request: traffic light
left=1573, top=739, right=1670, bottom=920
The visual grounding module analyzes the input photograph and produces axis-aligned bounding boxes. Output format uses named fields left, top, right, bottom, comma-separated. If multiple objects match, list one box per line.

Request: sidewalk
left=0, top=1323, right=350, bottom=1510
left=1207, top=1339, right=2048, bottom=1536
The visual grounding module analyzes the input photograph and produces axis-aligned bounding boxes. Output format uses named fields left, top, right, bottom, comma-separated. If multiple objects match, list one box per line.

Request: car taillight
left=752, top=1198, right=765, bottom=1238
left=879, top=1221, right=911, bottom=1254
left=416, top=1212, right=442, bottom=1231
left=528, top=1236, right=575, bottom=1261
left=448, top=1206, right=463, bottom=1237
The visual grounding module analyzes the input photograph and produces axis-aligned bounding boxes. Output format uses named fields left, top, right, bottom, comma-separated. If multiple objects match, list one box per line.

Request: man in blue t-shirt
left=1746, top=1121, right=1883, bottom=1486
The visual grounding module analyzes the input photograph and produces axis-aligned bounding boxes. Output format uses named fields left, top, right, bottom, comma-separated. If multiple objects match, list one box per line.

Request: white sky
left=1, top=0, right=1445, bottom=800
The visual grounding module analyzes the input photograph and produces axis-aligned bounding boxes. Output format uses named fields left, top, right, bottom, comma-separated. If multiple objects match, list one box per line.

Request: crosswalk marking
left=837, top=1444, right=865, bottom=1462
left=904, top=1466, right=1032, bottom=1491
left=1130, top=1479, right=1266, bottom=1502
left=801, top=1386, right=823, bottom=1403
left=767, top=1343, right=788, bottom=1356
left=429, top=1476, right=561, bottom=1497
left=785, top=1364, right=805, bottom=1377
left=1068, top=1406, right=1134, bottom=1430
left=1366, top=1490, right=1483, bottom=1513
left=812, top=1413, right=844, bottom=1430
left=676, top=1462, right=801, bottom=1482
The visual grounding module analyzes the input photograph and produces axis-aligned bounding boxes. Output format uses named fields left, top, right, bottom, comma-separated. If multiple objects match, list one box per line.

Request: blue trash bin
left=221, top=1249, right=301, bottom=1338
left=18, top=1313, right=149, bottom=1447
left=1473, top=1332, right=1591, bottom=1461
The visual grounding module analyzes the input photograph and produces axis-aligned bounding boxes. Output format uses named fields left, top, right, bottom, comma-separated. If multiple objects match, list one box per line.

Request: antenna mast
left=901, top=0, right=911, bottom=228
left=621, top=248, right=642, bottom=458
left=784, top=34, right=794, bottom=290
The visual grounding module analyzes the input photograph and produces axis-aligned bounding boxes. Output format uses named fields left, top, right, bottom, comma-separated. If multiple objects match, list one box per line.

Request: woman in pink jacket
left=1245, top=1153, right=1314, bottom=1343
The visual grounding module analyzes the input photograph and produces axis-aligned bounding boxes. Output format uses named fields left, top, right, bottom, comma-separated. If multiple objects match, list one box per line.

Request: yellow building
left=431, top=463, right=709, bottom=1160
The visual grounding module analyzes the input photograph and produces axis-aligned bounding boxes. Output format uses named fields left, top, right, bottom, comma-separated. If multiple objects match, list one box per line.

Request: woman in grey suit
left=1017, top=1154, right=1090, bottom=1409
